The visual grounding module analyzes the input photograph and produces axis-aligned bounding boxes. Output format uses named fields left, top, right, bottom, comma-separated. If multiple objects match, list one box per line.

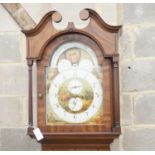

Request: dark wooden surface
left=42, top=144, right=110, bottom=151
left=22, top=8, right=122, bottom=151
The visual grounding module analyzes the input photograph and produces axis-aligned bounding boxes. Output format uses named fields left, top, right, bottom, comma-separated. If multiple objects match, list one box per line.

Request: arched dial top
left=46, top=41, right=104, bottom=125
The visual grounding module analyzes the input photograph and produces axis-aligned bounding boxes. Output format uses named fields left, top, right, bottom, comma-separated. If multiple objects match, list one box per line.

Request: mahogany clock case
left=22, top=9, right=122, bottom=150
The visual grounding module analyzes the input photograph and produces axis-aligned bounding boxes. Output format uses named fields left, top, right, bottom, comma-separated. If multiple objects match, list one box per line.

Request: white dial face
left=68, top=80, right=83, bottom=94
left=68, top=97, right=83, bottom=111
left=49, top=68, right=103, bottom=123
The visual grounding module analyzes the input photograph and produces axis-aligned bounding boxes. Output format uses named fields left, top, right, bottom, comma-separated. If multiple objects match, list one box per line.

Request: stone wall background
left=118, top=3, right=155, bottom=151
left=0, top=3, right=155, bottom=151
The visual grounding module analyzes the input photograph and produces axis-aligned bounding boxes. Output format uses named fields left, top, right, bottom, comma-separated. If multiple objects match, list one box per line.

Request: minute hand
left=71, top=85, right=81, bottom=89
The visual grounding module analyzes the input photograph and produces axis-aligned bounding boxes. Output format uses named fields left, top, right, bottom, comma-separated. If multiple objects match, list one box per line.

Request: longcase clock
left=22, top=9, right=122, bottom=151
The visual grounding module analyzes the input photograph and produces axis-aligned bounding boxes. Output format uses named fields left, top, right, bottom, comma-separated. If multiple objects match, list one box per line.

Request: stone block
left=0, top=129, right=1, bottom=150
left=121, top=95, right=133, bottom=125
left=0, top=97, right=25, bottom=127
left=120, top=28, right=134, bottom=59
left=99, top=3, right=118, bottom=25
left=0, top=33, right=21, bottom=62
left=134, top=26, right=155, bottom=57
left=21, top=97, right=28, bottom=126
left=123, top=127, right=155, bottom=150
left=2, top=3, right=21, bottom=13
left=121, top=60, right=155, bottom=92
left=123, top=4, right=155, bottom=24
left=134, top=93, right=155, bottom=124
left=20, top=33, right=27, bottom=62
left=110, top=137, right=122, bottom=151
left=1, top=128, right=41, bottom=151
left=22, top=3, right=52, bottom=23
left=0, top=64, right=28, bottom=95
left=0, top=4, right=20, bottom=31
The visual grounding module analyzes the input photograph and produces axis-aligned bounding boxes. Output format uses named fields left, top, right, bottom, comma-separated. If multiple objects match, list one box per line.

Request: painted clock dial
left=46, top=42, right=104, bottom=125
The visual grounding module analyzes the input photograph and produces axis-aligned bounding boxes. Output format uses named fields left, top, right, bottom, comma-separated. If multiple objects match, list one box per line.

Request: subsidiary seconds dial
left=68, top=97, right=83, bottom=111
